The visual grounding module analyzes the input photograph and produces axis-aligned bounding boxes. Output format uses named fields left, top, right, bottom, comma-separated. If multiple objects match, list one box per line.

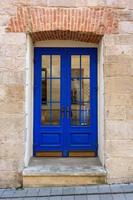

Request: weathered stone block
left=0, top=71, right=24, bottom=84
left=105, top=93, right=133, bottom=106
left=47, top=0, right=105, bottom=7
left=0, top=100, right=24, bottom=114
left=0, top=14, right=10, bottom=26
left=0, top=114, right=24, bottom=141
left=106, top=120, right=133, bottom=140
left=106, top=0, right=127, bottom=8
left=104, top=34, right=133, bottom=46
left=0, top=33, right=26, bottom=45
left=127, top=0, right=133, bottom=9
left=126, top=107, right=133, bottom=119
left=119, top=21, right=133, bottom=34
left=119, top=10, right=133, bottom=21
left=106, top=157, right=133, bottom=183
left=0, top=159, right=23, bottom=171
left=0, top=171, right=22, bottom=188
left=105, top=55, right=133, bottom=65
left=0, top=140, right=24, bottom=159
left=0, top=57, right=25, bottom=71
left=0, top=85, right=24, bottom=101
left=105, top=105, right=126, bottom=120
left=106, top=140, right=133, bottom=157
left=104, top=62, right=133, bottom=77
left=105, top=77, right=133, bottom=93
left=105, top=45, right=133, bottom=56
left=47, top=0, right=79, bottom=7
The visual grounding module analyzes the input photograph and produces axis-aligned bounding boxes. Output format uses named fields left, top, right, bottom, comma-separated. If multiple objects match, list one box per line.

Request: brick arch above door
left=7, top=7, right=118, bottom=43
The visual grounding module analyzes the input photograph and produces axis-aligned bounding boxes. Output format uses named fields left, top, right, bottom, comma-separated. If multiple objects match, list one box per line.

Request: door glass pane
left=81, top=103, right=90, bottom=125
left=41, top=55, right=60, bottom=126
left=71, top=55, right=80, bottom=78
left=81, top=55, right=90, bottom=78
left=82, top=79, right=90, bottom=102
left=41, top=103, right=50, bottom=125
left=42, top=78, right=50, bottom=104
left=42, top=55, right=50, bottom=77
left=71, top=104, right=80, bottom=125
left=52, top=79, right=60, bottom=102
left=71, top=78, right=80, bottom=104
left=52, top=103, right=60, bottom=125
left=71, top=55, right=90, bottom=126
left=52, top=55, right=60, bottom=77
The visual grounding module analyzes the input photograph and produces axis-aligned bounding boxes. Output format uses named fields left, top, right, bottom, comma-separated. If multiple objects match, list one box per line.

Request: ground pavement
left=0, top=183, right=133, bottom=199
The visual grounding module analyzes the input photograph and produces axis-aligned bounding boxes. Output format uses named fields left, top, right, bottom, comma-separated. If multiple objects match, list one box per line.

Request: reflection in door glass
left=41, top=55, right=61, bottom=125
left=82, top=79, right=90, bottom=102
left=52, top=79, right=60, bottom=102
left=42, top=55, right=50, bottom=77
left=52, top=55, right=60, bottom=77
left=41, top=103, right=50, bottom=125
left=71, top=55, right=90, bottom=126
left=52, top=103, right=60, bottom=125
left=81, top=55, right=90, bottom=78
left=80, top=103, right=90, bottom=125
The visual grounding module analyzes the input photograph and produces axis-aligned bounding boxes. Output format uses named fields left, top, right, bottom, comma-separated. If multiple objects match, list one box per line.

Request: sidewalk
left=0, top=183, right=133, bottom=199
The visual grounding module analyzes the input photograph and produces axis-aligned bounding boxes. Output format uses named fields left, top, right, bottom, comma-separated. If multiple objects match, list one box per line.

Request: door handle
left=61, top=107, right=65, bottom=119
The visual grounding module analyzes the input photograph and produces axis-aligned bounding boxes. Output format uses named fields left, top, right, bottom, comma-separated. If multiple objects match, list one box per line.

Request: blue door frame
left=33, top=48, right=98, bottom=157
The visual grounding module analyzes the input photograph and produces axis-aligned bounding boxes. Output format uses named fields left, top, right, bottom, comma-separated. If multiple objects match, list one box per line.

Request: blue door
left=34, top=48, right=97, bottom=157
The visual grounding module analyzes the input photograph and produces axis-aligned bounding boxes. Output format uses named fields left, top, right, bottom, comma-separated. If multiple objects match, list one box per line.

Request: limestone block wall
left=0, top=0, right=133, bottom=187
left=104, top=33, right=133, bottom=183
left=0, top=33, right=26, bottom=187
left=0, top=0, right=27, bottom=188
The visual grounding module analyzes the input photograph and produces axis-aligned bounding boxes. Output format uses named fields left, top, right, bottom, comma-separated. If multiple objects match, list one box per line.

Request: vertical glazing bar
left=50, top=55, right=52, bottom=124
left=79, top=55, right=82, bottom=125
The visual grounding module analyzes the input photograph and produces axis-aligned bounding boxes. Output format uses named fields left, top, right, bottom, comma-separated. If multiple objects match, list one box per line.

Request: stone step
left=23, top=157, right=107, bottom=187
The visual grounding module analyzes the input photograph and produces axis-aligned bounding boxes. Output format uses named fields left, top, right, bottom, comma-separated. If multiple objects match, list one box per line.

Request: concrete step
left=23, top=157, right=107, bottom=187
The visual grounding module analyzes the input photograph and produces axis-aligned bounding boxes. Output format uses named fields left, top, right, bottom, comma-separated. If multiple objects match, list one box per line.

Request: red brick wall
left=7, top=7, right=118, bottom=43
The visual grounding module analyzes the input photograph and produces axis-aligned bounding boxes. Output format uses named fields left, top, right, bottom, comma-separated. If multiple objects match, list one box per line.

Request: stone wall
left=0, top=32, right=26, bottom=187
left=104, top=33, right=133, bottom=183
left=0, top=0, right=133, bottom=187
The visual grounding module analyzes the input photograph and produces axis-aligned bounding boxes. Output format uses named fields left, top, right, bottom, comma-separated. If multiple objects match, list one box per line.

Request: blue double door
left=34, top=48, right=97, bottom=157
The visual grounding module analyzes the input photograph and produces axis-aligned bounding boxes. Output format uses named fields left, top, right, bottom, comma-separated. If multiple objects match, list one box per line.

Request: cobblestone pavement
left=0, top=183, right=133, bottom=200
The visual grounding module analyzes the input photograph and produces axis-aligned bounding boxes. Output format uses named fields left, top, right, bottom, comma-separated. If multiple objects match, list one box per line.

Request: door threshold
left=23, top=157, right=107, bottom=187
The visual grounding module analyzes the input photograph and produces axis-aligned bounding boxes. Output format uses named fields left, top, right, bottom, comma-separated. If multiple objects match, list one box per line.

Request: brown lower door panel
left=35, top=151, right=96, bottom=157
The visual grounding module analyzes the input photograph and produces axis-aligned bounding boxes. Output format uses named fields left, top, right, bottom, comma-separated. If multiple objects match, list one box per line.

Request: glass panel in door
left=71, top=55, right=90, bottom=126
left=41, top=55, right=61, bottom=125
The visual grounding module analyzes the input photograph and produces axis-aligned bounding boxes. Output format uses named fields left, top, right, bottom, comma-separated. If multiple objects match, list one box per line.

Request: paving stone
left=86, top=186, right=99, bottom=194
left=87, top=195, right=100, bottom=200
left=37, top=197, right=49, bottom=200
left=13, top=188, right=28, bottom=197
left=125, top=193, right=133, bottom=200
left=62, top=187, right=75, bottom=195
left=38, top=187, right=51, bottom=196
left=1, top=189, right=16, bottom=197
left=98, top=185, right=111, bottom=193
left=26, top=188, right=40, bottom=196
left=75, top=195, right=87, bottom=200
left=112, top=194, right=126, bottom=200
left=0, top=189, right=5, bottom=196
left=51, top=187, right=63, bottom=195
left=62, top=195, right=74, bottom=200
left=99, top=194, right=113, bottom=200
left=75, top=186, right=87, bottom=194
left=110, top=184, right=123, bottom=193
left=3, top=199, right=24, bottom=200
left=49, top=196, right=62, bottom=200
left=121, top=184, right=133, bottom=192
